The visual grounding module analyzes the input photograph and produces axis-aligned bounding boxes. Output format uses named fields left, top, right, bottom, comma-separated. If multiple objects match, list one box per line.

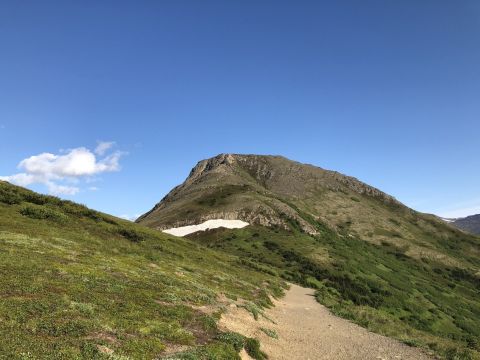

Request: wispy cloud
left=0, top=142, right=125, bottom=196
left=95, top=141, right=116, bottom=156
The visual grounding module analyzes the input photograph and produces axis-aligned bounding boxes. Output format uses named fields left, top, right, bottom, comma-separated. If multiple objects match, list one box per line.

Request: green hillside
left=190, top=223, right=480, bottom=359
left=139, top=154, right=480, bottom=360
left=0, top=181, right=283, bottom=359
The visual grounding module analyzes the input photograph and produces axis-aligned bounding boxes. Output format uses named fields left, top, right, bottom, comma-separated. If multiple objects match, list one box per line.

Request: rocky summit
left=137, top=153, right=399, bottom=234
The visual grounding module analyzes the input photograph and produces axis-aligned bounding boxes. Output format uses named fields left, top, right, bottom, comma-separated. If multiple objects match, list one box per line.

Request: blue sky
left=0, top=1, right=479, bottom=219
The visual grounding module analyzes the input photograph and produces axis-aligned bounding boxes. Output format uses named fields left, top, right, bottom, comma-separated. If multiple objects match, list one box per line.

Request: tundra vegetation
left=190, top=222, right=480, bottom=360
left=0, top=181, right=284, bottom=359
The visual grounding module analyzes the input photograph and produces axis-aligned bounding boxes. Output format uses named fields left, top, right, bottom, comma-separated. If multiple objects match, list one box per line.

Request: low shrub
left=118, top=227, right=147, bottom=242
left=216, top=332, right=245, bottom=352
left=244, top=338, right=267, bottom=360
left=19, top=205, right=67, bottom=222
left=260, top=327, right=278, bottom=339
left=23, top=192, right=62, bottom=206
left=0, top=187, right=23, bottom=205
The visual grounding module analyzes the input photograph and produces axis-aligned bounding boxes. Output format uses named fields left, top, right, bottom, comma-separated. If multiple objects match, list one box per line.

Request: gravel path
left=220, top=284, right=433, bottom=360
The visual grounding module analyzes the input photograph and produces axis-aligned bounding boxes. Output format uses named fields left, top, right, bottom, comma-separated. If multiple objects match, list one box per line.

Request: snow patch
left=162, top=219, right=249, bottom=237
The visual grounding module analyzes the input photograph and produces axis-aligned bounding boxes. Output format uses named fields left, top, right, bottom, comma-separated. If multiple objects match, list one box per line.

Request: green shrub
left=36, top=319, right=90, bottom=337
left=444, top=347, right=474, bottom=360
left=20, top=205, right=67, bottom=222
left=118, top=227, right=147, bottom=242
left=402, top=338, right=421, bottom=347
left=216, top=332, right=245, bottom=351
left=238, top=259, right=278, bottom=276
left=23, top=192, right=61, bottom=206
left=239, top=303, right=262, bottom=320
left=166, top=342, right=241, bottom=359
left=244, top=338, right=267, bottom=360
left=260, top=327, right=278, bottom=339
left=79, top=342, right=101, bottom=358
left=0, top=187, right=23, bottom=205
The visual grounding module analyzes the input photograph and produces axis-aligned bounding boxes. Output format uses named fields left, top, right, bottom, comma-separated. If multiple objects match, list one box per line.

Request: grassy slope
left=0, top=182, right=284, bottom=360
left=189, top=220, right=480, bottom=360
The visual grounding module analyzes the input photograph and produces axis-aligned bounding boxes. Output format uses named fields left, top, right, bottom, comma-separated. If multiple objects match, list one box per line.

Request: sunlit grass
left=0, top=181, right=285, bottom=359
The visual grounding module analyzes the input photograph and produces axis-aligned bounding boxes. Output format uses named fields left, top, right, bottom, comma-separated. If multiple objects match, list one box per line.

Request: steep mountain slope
left=0, top=181, right=283, bottom=359
left=138, top=154, right=477, bottom=267
left=139, top=154, right=480, bottom=359
left=453, top=214, right=480, bottom=235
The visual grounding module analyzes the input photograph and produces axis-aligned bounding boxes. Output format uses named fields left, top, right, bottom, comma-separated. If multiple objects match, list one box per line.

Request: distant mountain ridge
left=452, top=214, right=480, bottom=235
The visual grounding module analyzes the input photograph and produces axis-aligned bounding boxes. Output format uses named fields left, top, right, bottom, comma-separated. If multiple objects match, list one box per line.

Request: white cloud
left=18, top=147, right=122, bottom=177
left=0, top=143, right=124, bottom=196
left=95, top=141, right=115, bottom=156
left=46, top=182, right=80, bottom=196
left=0, top=173, right=40, bottom=187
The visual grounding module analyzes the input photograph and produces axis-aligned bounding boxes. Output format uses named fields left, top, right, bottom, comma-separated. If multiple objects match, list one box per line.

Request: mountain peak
left=137, top=154, right=404, bottom=239
left=185, top=153, right=291, bottom=188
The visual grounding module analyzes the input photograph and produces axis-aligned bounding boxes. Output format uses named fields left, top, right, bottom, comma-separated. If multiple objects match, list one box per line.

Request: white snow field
left=162, top=219, right=249, bottom=237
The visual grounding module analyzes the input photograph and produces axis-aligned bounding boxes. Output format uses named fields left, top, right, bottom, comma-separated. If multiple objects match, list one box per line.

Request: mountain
left=0, top=180, right=283, bottom=359
left=138, top=154, right=474, bottom=267
left=453, top=214, right=480, bottom=235
left=137, top=153, right=400, bottom=235
left=139, top=154, right=480, bottom=359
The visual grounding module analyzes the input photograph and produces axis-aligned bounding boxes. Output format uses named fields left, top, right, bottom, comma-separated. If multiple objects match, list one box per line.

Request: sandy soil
left=219, top=284, right=434, bottom=360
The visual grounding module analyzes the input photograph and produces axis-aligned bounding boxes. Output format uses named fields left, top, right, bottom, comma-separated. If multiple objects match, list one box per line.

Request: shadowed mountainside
left=453, top=214, right=480, bottom=235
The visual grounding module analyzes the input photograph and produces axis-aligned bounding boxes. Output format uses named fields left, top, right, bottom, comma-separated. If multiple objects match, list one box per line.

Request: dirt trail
left=219, top=284, right=433, bottom=360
